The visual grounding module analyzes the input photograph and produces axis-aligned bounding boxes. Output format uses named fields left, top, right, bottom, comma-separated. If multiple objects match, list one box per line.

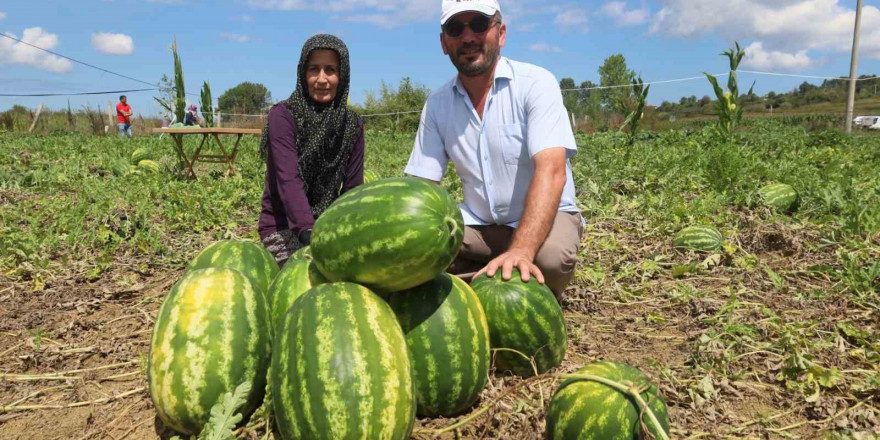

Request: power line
left=0, top=32, right=159, bottom=88
left=561, top=72, right=731, bottom=92
left=0, top=88, right=157, bottom=97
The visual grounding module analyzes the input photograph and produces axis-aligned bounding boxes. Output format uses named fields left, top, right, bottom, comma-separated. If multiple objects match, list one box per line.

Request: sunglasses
left=442, top=15, right=498, bottom=38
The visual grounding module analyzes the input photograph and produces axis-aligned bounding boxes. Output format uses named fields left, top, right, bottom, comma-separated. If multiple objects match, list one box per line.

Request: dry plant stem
left=560, top=374, right=670, bottom=440
left=414, top=374, right=554, bottom=436
left=0, top=342, right=24, bottom=359
left=0, top=360, right=137, bottom=381
left=5, top=384, right=71, bottom=407
left=0, top=387, right=145, bottom=413
left=491, top=347, right=544, bottom=404
left=767, top=396, right=871, bottom=434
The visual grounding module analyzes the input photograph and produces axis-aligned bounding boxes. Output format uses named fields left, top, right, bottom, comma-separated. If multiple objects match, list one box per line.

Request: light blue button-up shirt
left=405, top=57, right=580, bottom=227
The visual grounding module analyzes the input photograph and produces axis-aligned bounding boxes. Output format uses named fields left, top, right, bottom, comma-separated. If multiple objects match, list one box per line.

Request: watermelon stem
left=445, top=216, right=460, bottom=238
left=560, top=374, right=670, bottom=440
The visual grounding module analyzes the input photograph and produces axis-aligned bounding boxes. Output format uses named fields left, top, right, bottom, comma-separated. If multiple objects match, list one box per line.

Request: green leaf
left=198, top=381, right=252, bottom=440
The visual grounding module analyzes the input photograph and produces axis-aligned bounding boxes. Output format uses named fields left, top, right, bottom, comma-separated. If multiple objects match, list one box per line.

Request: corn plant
left=620, top=75, right=650, bottom=148
left=704, top=42, right=754, bottom=137
left=201, top=81, right=214, bottom=128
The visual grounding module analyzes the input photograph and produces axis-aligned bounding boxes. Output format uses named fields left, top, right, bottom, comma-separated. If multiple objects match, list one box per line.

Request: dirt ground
left=0, top=217, right=877, bottom=439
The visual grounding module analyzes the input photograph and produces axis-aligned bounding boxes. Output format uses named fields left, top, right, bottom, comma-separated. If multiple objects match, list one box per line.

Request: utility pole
left=845, top=0, right=863, bottom=134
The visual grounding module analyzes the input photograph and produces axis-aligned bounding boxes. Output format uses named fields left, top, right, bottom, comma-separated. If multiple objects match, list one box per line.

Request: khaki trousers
left=448, top=211, right=583, bottom=296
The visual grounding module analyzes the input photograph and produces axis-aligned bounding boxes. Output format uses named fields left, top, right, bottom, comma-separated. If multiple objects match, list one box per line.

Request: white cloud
left=529, top=42, right=562, bottom=53
left=0, top=11, right=7, bottom=21
left=91, top=33, right=134, bottom=55
left=0, top=27, right=73, bottom=73
left=650, top=0, right=880, bottom=59
left=234, top=14, right=255, bottom=22
left=599, top=2, right=649, bottom=26
left=220, top=32, right=256, bottom=43
left=555, top=8, right=589, bottom=33
left=742, top=41, right=812, bottom=71
left=248, top=0, right=536, bottom=28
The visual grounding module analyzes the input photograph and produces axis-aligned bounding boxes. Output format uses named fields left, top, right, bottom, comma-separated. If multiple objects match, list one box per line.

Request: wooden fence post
left=28, top=104, right=44, bottom=134
left=106, top=101, right=114, bottom=134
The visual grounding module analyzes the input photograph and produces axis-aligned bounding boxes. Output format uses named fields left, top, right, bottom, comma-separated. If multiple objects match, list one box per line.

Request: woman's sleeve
left=269, top=107, right=316, bottom=234
left=341, top=121, right=365, bottom=194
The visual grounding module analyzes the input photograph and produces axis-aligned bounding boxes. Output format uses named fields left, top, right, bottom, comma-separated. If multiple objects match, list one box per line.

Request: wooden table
left=151, top=128, right=262, bottom=180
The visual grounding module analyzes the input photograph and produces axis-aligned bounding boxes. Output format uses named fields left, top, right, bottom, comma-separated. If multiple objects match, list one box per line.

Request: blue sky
left=2, top=0, right=880, bottom=116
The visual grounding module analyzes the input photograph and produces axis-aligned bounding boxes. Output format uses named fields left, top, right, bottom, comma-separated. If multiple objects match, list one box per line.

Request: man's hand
left=475, top=248, right=545, bottom=284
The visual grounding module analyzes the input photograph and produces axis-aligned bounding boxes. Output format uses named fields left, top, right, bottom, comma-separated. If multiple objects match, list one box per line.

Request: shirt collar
left=452, top=56, right=512, bottom=97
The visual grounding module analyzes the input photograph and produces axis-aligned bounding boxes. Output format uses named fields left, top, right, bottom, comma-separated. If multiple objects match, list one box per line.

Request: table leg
left=212, top=133, right=237, bottom=177
left=172, top=134, right=198, bottom=180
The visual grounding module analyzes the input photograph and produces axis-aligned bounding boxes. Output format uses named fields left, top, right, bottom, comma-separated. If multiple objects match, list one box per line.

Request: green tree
left=218, top=82, right=273, bottom=115
left=598, top=54, right=635, bottom=114
left=559, top=78, right=579, bottom=114
left=358, top=77, right=430, bottom=132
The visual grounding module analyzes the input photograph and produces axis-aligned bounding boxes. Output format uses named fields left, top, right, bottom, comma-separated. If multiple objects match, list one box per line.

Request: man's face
left=121, top=97, right=127, bottom=105
left=441, top=12, right=506, bottom=77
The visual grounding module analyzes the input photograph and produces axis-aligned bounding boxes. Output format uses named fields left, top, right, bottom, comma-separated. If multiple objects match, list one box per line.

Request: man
left=405, top=0, right=582, bottom=297
left=116, top=95, right=133, bottom=138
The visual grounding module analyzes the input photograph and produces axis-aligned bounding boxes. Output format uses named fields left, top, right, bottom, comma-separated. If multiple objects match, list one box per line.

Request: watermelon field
left=0, top=119, right=878, bottom=439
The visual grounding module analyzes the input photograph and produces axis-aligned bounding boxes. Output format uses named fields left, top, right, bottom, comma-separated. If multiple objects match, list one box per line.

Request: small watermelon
left=758, top=183, right=799, bottom=212
left=673, top=225, right=723, bottom=252
left=188, top=240, right=279, bottom=295
left=138, top=159, right=161, bottom=174
left=131, top=148, right=152, bottom=164
left=546, top=361, right=669, bottom=440
left=363, top=169, right=381, bottom=184
left=387, top=273, right=490, bottom=417
left=148, top=268, right=271, bottom=435
left=285, top=246, right=311, bottom=265
left=272, top=282, right=416, bottom=440
left=470, top=269, right=567, bottom=377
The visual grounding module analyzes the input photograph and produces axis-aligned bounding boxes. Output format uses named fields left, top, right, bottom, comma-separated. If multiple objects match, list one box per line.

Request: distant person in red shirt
left=116, top=95, right=133, bottom=138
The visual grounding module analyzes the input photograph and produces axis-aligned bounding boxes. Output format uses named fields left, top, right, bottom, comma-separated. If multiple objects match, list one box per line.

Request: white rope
left=560, top=72, right=731, bottom=92
left=177, top=70, right=880, bottom=120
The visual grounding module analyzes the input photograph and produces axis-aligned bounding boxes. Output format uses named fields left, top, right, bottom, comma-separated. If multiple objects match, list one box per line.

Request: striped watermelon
left=387, top=274, right=490, bottom=417
left=131, top=148, right=152, bottom=164
left=546, top=361, right=669, bottom=440
left=148, top=268, right=271, bottom=435
left=363, top=169, right=381, bottom=184
left=267, top=255, right=326, bottom=333
left=673, top=225, right=723, bottom=252
left=285, top=246, right=311, bottom=265
left=311, top=177, right=464, bottom=292
left=470, top=270, right=567, bottom=377
left=758, top=183, right=799, bottom=212
left=138, top=159, right=161, bottom=174
left=188, top=240, right=279, bottom=296
left=272, top=282, right=416, bottom=440
left=111, top=160, right=130, bottom=177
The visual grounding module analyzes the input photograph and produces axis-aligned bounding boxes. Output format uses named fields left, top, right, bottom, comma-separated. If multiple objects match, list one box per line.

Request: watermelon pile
left=147, top=177, right=667, bottom=439
left=109, top=148, right=162, bottom=177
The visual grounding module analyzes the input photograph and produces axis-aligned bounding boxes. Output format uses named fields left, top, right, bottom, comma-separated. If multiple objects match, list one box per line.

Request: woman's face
left=306, top=49, right=340, bottom=104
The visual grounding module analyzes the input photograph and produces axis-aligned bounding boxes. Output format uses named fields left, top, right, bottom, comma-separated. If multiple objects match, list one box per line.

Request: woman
left=259, top=34, right=364, bottom=265
left=184, top=104, right=201, bottom=126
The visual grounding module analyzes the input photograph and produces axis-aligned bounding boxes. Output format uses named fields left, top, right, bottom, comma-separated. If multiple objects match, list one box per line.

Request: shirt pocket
left=499, top=123, right=527, bottom=165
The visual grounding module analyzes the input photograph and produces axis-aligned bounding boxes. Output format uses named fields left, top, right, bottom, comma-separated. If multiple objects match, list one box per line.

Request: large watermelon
left=188, top=240, right=279, bottom=296
left=363, top=169, right=381, bottom=184
left=267, top=255, right=326, bottom=333
left=470, top=269, right=567, bottom=377
left=148, top=268, right=271, bottom=435
left=311, top=177, right=463, bottom=292
left=387, top=274, right=490, bottom=417
left=546, top=361, right=670, bottom=440
left=272, top=282, right=416, bottom=440
left=758, top=183, right=799, bottom=212
left=673, top=225, right=723, bottom=253
left=111, top=160, right=131, bottom=177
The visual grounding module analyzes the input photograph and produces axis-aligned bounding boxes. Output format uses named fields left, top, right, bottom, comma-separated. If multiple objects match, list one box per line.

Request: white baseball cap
left=440, top=0, right=501, bottom=25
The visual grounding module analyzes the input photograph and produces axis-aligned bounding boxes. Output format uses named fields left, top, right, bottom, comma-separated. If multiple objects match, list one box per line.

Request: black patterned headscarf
left=260, top=34, right=361, bottom=218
